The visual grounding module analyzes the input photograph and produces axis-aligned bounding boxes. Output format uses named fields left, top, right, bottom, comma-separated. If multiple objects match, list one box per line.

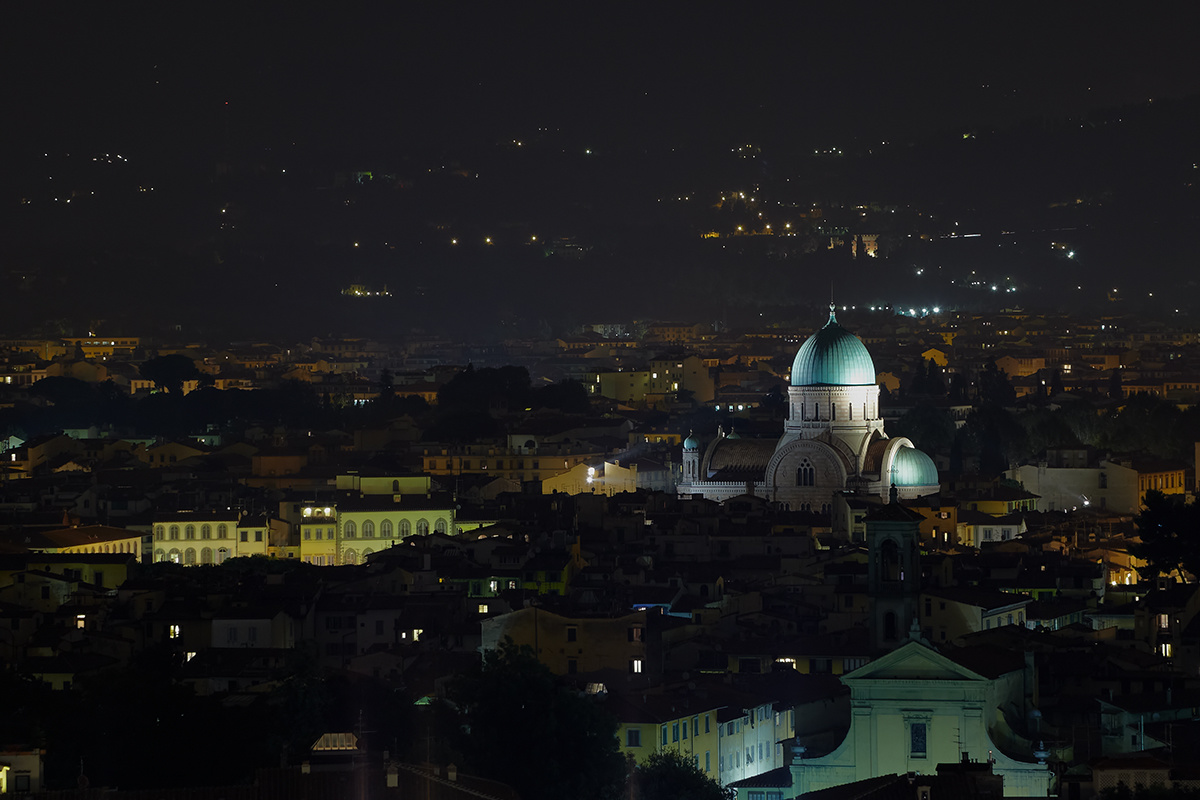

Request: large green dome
left=790, top=307, right=877, bottom=386
left=891, top=446, right=939, bottom=486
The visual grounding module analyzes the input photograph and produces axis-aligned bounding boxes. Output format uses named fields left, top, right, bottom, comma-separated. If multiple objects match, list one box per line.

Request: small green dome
left=683, top=433, right=700, bottom=451
left=891, top=446, right=939, bottom=486
left=791, top=306, right=877, bottom=386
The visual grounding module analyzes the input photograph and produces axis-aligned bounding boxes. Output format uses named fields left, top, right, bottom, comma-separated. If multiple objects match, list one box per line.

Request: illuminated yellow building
left=612, top=694, right=723, bottom=781
left=541, top=461, right=638, bottom=496
left=152, top=512, right=240, bottom=564
left=337, top=495, right=456, bottom=565
left=421, top=444, right=601, bottom=484
left=298, top=506, right=339, bottom=565
left=28, top=525, right=143, bottom=561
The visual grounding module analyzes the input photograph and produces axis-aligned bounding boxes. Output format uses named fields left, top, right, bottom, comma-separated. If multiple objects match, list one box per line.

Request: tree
left=1131, top=491, right=1200, bottom=582
left=139, top=354, right=200, bottom=394
left=443, top=639, right=625, bottom=800
left=634, top=750, right=733, bottom=800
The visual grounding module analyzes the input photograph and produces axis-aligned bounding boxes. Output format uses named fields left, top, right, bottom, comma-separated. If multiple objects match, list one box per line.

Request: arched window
left=154, top=548, right=165, bottom=562
left=344, top=549, right=357, bottom=565
left=380, top=520, right=393, bottom=538
left=399, top=519, right=411, bottom=537
left=435, top=519, right=448, bottom=535
left=416, top=519, right=429, bottom=536
left=185, top=525, right=195, bottom=540
left=201, top=524, right=211, bottom=540
left=393, top=480, right=400, bottom=492
left=796, top=459, right=815, bottom=487
left=169, top=525, right=180, bottom=541
left=883, top=611, right=897, bottom=641
left=830, top=403, right=836, bottom=421
left=362, top=520, right=375, bottom=538
left=168, top=548, right=181, bottom=564
left=154, top=526, right=164, bottom=541
left=362, top=547, right=374, bottom=560
left=216, top=547, right=229, bottom=564
left=880, top=539, right=901, bottom=582
left=217, top=524, right=228, bottom=539
left=344, top=521, right=357, bottom=538
left=201, top=547, right=213, bottom=564
left=185, top=548, right=196, bottom=565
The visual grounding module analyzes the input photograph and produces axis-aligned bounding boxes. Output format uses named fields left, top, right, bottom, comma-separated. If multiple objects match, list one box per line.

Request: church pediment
left=843, top=640, right=987, bottom=683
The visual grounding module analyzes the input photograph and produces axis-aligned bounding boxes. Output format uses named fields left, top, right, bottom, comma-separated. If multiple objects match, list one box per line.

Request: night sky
left=11, top=5, right=1200, bottom=152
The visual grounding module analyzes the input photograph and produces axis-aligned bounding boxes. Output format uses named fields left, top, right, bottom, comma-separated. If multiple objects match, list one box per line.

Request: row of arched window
left=342, top=518, right=447, bottom=539
left=76, top=542, right=137, bottom=554
left=154, top=524, right=230, bottom=541
left=153, top=547, right=231, bottom=564
left=341, top=547, right=375, bottom=565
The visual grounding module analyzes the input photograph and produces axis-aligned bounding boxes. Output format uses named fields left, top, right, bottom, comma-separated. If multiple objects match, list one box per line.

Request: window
left=693, top=716, right=700, bottom=737
left=627, top=729, right=641, bottom=747
left=682, top=720, right=688, bottom=739
left=247, top=626, right=257, bottom=644
left=568, top=658, right=577, bottom=674
left=628, top=626, right=644, bottom=642
left=478, top=603, right=488, bottom=614
left=796, top=458, right=815, bottom=487
left=218, top=524, right=228, bottom=539
left=1160, top=613, right=1170, bottom=629
left=380, top=519, right=393, bottom=538
left=661, top=726, right=668, bottom=746
left=417, top=519, right=430, bottom=535
left=185, top=525, right=195, bottom=540
left=168, top=624, right=180, bottom=639
left=255, top=531, right=263, bottom=542
left=363, top=520, right=375, bottom=538
left=567, top=626, right=578, bottom=642
left=672, top=723, right=679, bottom=742
left=400, top=519, right=411, bottom=536
left=227, top=627, right=238, bottom=644
left=155, top=526, right=164, bottom=540
left=169, top=525, right=179, bottom=540
left=240, top=531, right=248, bottom=542
left=705, top=714, right=710, bottom=733
left=344, top=521, right=356, bottom=538
left=910, top=722, right=927, bottom=756
left=304, top=529, right=311, bottom=540
left=705, top=751, right=710, bottom=772
left=630, top=658, right=643, bottom=674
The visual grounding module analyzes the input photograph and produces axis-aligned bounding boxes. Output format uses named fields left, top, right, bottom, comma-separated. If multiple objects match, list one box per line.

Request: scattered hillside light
left=451, top=238, right=458, bottom=245
left=1067, top=251, right=1075, bottom=258
left=485, top=237, right=492, bottom=244
left=933, top=307, right=940, bottom=313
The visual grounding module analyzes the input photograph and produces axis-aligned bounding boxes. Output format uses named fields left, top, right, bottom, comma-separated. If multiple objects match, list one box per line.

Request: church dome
left=683, top=432, right=700, bottom=451
left=891, top=445, right=939, bottom=486
left=790, top=306, right=877, bottom=386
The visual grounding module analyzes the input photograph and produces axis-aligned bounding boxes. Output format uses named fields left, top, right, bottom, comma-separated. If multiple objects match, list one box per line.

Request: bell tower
left=866, top=485, right=923, bottom=653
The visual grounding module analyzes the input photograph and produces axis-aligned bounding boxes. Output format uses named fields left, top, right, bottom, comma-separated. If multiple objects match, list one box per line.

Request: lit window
left=478, top=603, right=488, bottom=614
left=168, top=624, right=180, bottom=639
left=631, top=658, right=643, bottom=674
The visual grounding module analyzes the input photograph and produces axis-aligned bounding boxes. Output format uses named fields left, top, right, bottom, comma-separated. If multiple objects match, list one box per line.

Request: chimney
left=447, top=763, right=458, bottom=782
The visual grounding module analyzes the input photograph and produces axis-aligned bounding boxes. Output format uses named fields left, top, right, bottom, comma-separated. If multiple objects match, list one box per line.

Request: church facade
left=678, top=307, right=940, bottom=509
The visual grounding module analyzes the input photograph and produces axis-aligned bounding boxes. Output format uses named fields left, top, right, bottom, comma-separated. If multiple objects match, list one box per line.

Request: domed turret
left=890, top=446, right=939, bottom=486
left=790, top=305, right=877, bottom=386
left=683, top=432, right=700, bottom=451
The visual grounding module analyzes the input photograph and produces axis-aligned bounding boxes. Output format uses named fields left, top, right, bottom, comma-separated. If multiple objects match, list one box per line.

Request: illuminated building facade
left=679, top=307, right=940, bottom=509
